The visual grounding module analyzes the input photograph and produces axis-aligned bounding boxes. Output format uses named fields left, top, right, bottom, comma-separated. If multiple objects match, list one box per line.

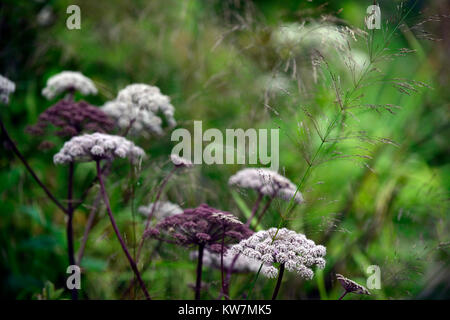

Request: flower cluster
left=146, top=204, right=252, bottom=251
left=102, top=83, right=176, bottom=136
left=336, top=274, right=371, bottom=295
left=170, top=154, right=193, bottom=168
left=230, top=227, right=326, bottom=279
left=229, top=168, right=303, bottom=203
left=190, top=249, right=271, bottom=274
left=0, top=74, right=15, bottom=104
left=42, top=71, right=98, bottom=99
left=53, top=132, right=145, bottom=165
left=27, top=100, right=114, bottom=139
left=138, top=201, right=183, bottom=220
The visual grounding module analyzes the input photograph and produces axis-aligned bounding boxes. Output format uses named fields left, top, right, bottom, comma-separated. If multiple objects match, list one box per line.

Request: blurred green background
left=0, top=0, right=449, bottom=299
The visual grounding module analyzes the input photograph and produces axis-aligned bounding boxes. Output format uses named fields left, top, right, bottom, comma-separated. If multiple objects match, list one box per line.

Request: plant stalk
left=66, top=162, right=78, bottom=300
left=95, top=160, right=151, bottom=300
left=0, top=119, right=68, bottom=214
left=136, top=166, right=177, bottom=263
left=271, top=263, right=285, bottom=300
left=338, top=291, right=348, bottom=300
left=195, top=244, right=205, bottom=300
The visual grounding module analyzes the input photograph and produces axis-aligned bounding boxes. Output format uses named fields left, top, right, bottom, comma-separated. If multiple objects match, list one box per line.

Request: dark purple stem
left=122, top=118, right=136, bottom=137
left=271, top=263, right=285, bottom=300
left=195, top=244, right=205, bottom=300
left=96, top=160, right=151, bottom=300
left=255, top=197, right=273, bottom=226
left=66, top=162, right=78, bottom=300
left=220, top=228, right=228, bottom=300
left=338, top=291, right=348, bottom=300
left=76, top=194, right=101, bottom=264
left=121, top=240, right=162, bottom=299
left=245, top=192, right=263, bottom=227
left=0, top=119, right=68, bottom=214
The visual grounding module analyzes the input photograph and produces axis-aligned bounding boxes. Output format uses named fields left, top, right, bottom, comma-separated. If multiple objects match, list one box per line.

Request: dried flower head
left=0, top=74, right=15, bottom=104
left=102, top=83, right=176, bottom=136
left=27, top=100, right=114, bottom=139
left=230, top=227, right=326, bottom=279
left=273, top=23, right=357, bottom=54
left=336, top=274, right=371, bottom=295
left=146, top=204, right=252, bottom=251
left=138, top=201, right=183, bottom=220
left=229, top=168, right=303, bottom=203
left=170, top=154, right=193, bottom=168
left=42, top=71, right=98, bottom=99
left=53, top=132, right=145, bottom=165
left=190, top=249, right=271, bottom=274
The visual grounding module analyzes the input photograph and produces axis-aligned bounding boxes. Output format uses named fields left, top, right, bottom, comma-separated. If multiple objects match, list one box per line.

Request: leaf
left=81, top=256, right=108, bottom=272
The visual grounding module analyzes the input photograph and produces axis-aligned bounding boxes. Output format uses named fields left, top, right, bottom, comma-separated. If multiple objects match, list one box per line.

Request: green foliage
left=0, top=0, right=448, bottom=299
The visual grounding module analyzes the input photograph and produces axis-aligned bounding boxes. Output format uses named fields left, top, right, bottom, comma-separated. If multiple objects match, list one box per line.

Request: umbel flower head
left=102, top=83, right=176, bottom=136
left=336, top=274, right=371, bottom=295
left=190, top=249, right=272, bottom=274
left=27, top=100, right=114, bottom=139
left=42, top=71, right=98, bottom=100
left=146, top=204, right=253, bottom=251
left=53, top=132, right=145, bottom=165
left=230, top=227, right=326, bottom=279
left=138, top=201, right=183, bottom=220
left=0, top=74, right=15, bottom=104
left=170, top=154, right=193, bottom=168
left=229, top=168, right=303, bottom=203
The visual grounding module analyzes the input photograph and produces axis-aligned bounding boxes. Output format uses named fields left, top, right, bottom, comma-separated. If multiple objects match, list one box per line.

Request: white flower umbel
left=102, top=100, right=163, bottom=136
left=103, top=83, right=176, bottom=136
left=0, top=74, right=15, bottom=104
left=230, top=227, right=326, bottom=279
left=42, top=71, right=98, bottom=99
left=170, top=154, right=193, bottom=168
left=53, top=132, right=145, bottom=165
left=138, top=201, right=183, bottom=220
left=229, top=168, right=303, bottom=203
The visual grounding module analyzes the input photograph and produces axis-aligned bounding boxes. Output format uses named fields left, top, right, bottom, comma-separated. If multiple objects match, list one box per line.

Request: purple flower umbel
left=27, top=100, right=114, bottom=141
left=146, top=203, right=252, bottom=250
left=146, top=203, right=252, bottom=299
